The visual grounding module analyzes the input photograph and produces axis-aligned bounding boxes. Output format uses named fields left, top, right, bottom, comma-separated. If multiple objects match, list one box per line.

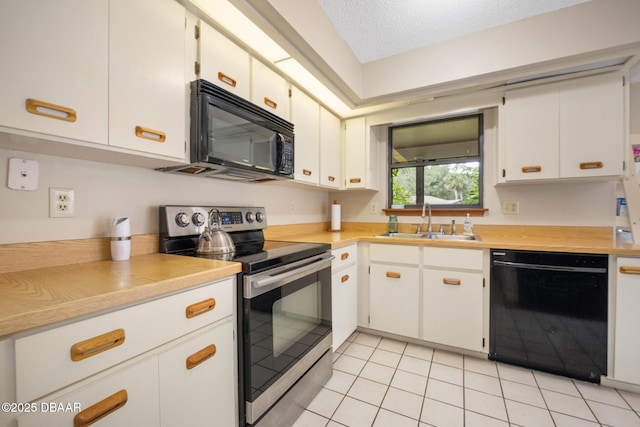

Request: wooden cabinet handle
left=386, top=271, right=401, bottom=279
left=73, top=389, right=127, bottom=427
left=328, top=176, right=336, bottom=182
left=70, top=329, right=125, bottom=362
left=443, top=277, right=461, bottom=286
left=341, top=252, right=349, bottom=261
left=303, top=169, right=312, bottom=176
left=580, top=161, right=603, bottom=170
left=341, top=274, right=350, bottom=283
left=349, top=178, right=362, bottom=184
left=186, top=344, right=217, bottom=370
left=26, top=98, right=77, bottom=122
left=185, top=298, right=216, bottom=319
left=135, top=126, right=166, bottom=143
left=218, top=72, right=237, bottom=88
left=619, top=266, right=640, bottom=275
left=263, top=97, right=277, bottom=110
left=521, top=166, right=542, bottom=173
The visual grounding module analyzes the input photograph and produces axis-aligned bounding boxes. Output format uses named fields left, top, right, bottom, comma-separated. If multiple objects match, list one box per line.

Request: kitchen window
left=388, top=113, right=483, bottom=210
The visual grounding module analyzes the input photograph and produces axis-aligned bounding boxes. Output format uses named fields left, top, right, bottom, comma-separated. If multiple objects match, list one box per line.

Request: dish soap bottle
left=463, top=213, right=473, bottom=236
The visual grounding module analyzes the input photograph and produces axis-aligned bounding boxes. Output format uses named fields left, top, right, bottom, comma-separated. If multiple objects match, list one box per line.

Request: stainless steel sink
left=377, top=232, right=481, bottom=241
left=426, top=234, right=481, bottom=241
left=378, top=232, right=428, bottom=239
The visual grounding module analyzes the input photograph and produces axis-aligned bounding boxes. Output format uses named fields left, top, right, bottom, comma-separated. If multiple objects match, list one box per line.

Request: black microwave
left=161, top=79, right=294, bottom=182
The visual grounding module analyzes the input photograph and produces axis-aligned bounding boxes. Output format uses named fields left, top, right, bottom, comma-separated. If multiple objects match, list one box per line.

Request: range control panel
left=160, top=205, right=267, bottom=237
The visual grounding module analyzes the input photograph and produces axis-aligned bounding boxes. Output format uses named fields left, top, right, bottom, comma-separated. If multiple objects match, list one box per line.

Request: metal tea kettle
left=196, top=209, right=235, bottom=258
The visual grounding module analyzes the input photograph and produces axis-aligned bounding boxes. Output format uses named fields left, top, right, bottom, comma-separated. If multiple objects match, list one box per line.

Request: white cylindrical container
left=111, top=217, right=131, bottom=261
left=330, top=200, right=341, bottom=231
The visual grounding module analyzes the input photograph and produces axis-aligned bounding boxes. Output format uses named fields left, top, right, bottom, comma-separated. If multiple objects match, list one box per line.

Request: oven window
left=273, top=282, right=320, bottom=357
left=245, top=266, right=331, bottom=401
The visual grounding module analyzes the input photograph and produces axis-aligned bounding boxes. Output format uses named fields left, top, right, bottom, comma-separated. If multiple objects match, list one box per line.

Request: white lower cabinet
left=11, top=277, right=237, bottom=427
left=613, top=257, right=640, bottom=385
left=331, top=244, right=358, bottom=349
left=367, top=244, right=486, bottom=352
left=159, top=318, right=236, bottom=427
left=423, top=247, right=484, bottom=352
left=369, top=245, right=420, bottom=339
left=18, top=357, right=160, bottom=427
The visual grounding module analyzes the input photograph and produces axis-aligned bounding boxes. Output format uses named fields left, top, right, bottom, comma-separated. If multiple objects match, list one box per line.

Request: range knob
left=175, top=212, right=190, bottom=227
left=256, top=212, right=265, bottom=223
left=245, top=212, right=255, bottom=223
left=192, top=212, right=206, bottom=227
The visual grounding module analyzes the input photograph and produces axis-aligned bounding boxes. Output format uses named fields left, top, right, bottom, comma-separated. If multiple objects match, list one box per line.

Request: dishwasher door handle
left=492, top=260, right=606, bottom=274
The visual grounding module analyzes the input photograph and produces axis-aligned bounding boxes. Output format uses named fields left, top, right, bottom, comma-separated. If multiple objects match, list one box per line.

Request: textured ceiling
left=315, top=0, right=592, bottom=63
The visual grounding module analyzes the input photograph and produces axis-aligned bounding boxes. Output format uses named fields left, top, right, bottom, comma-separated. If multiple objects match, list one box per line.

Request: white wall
left=0, top=147, right=330, bottom=244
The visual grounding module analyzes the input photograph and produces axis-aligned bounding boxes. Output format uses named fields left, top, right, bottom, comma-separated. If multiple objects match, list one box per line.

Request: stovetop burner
left=159, top=205, right=330, bottom=274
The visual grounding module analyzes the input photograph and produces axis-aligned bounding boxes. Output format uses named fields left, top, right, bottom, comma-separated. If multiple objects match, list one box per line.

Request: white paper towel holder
left=328, top=199, right=342, bottom=232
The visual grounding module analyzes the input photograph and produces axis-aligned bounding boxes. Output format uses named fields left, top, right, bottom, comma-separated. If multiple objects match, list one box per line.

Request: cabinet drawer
left=423, top=247, right=483, bottom=270
left=15, top=278, right=234, bottom=402
left=332, top=244, right=357, bottom=272
left=17, top=356, right=159, bottom=427
left=370, top=244, right=419, bottom=265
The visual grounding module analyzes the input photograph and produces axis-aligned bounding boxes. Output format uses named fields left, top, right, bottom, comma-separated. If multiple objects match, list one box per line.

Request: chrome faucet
left=417, top=201, right=432, bottom=234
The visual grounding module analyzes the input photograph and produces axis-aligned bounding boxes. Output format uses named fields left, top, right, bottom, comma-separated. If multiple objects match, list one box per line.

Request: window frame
left=387, top=113, right=484, bottom=210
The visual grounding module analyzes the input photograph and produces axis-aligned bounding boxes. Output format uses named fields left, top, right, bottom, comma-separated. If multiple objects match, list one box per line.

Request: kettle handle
left=208, top=208, right=221, bottom=229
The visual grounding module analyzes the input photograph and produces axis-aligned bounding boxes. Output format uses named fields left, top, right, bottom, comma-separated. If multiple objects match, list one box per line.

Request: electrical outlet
left=502, top=200, right=519, bottom=215
left=370, top=203, right=378, bottom=214
left=49, top=188, right=75, bottom=218
left=290, top=201, right=296, bottom=214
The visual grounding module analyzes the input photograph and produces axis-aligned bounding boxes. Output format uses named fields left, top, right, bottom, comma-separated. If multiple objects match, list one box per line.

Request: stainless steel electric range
left=159, top=205, right=333, bottom=427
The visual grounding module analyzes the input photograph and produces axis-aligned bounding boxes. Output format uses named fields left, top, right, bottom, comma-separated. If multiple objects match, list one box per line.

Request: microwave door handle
left=277, top=133, right=285, bottom=169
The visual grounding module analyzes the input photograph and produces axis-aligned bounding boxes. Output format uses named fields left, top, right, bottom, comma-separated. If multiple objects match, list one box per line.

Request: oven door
left=242, top=253, right=333, bottom=425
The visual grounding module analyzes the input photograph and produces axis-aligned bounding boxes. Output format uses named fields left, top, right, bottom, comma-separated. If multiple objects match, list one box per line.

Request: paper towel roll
left=111, top=217, right=131, bottom=261
left=331, top=201, right=341, bottom=231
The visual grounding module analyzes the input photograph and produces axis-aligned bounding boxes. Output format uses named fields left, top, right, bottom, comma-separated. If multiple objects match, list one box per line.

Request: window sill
left=382, top=208, right=488, bottom=217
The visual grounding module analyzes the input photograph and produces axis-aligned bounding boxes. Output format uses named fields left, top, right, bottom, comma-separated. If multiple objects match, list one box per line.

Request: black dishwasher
left=489, top=249, right=608, bottom=383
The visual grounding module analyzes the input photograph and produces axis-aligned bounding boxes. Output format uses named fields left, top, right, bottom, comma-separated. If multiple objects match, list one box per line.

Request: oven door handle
left=246, top=254, right=334, bottom=298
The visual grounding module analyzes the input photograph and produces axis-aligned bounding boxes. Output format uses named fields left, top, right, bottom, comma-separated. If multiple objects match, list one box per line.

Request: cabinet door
left=344, top=117, right=368, bottom=188
left=502, top=83, right=560, bottom=181
left=291, top=87, right=320, bottom=184
left=320, top=107, right=342, bottom=189
left=251, top=60, right=291, bottom=121
left=423, top=269, right=484, bottom=352
left=332, top=263, right=358, bottom=349
left=369, top=264, right=419, bottom=338
left=159, top=319, right=237, bottom=427
left=0, top=1, right=108, bottom=144
left=614, top=258, right=640, bottom=385
left=559, top=74, right=624, bottom=178
left=109, top=0, right=186, bottom=159
left=18, top=357, right=159, bottom=427
left=199, top=22, right=250, bottom=99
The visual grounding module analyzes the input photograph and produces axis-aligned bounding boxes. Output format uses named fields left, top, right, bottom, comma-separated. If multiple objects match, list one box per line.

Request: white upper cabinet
left=319, top=107, right=342, bottom=189
left=344, top=117, right=378, bottom=190
left=502, top=84, right=560, bottom=182
left=559, top=74, right=624, bottom=178
left=291, top=87, right=320, bottom=185
left=198, top=21, right=250, bottom=99
left=0, top=1, right=109, bottom=144
left=251, top=60, right=291, bottom=121
left=109, top=0, right=186, bottom=159
left=500, top=73, right=624, bottom=183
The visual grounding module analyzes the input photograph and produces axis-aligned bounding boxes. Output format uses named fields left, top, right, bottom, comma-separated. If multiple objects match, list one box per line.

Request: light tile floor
left=294, top=332, right=640, bottom=427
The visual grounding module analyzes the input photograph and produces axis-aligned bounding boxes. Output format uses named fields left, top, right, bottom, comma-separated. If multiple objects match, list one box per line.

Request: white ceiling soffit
left=315, top=0, right=592, bottom=64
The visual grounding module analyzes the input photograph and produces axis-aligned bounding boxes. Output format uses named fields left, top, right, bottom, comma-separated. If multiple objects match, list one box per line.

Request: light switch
left=7, top=158, right=39, bottom=191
